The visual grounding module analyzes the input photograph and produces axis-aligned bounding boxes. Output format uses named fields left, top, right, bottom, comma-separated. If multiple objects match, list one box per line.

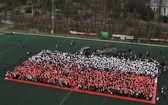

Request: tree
left=136, top=5, right=154, bottom=21
left=161, top=16, right=168, bottom=23
left=126, top=0, right=136, bottom=13
left=21, top=0, right=27, bottom=5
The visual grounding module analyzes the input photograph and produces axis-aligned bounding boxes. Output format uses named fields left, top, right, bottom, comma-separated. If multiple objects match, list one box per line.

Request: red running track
left=4, top=77, right=157, bottom=104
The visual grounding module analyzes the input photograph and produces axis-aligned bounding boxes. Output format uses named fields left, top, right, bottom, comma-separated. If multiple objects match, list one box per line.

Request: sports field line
left=0, top=41, right=19, bottom=45
left=0, top=43, right=19, bottom=53
left=0, top=33, right=4, bottom=36
left=0, top=33, right=19, bottom=44
left=4, top=78, right=156, bottom=104
left=13, top=32, right=168, bottom=48
left=18, top=86, right=39, bottom=105
left=101, top=97, right=106, bottom=105
left=59, top=90, right=72, bottom=105
left=0, top=37, right=33, bottom=54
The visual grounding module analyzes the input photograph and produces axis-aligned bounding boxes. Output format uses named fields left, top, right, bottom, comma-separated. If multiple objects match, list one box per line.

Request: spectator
left=146, top=51, right=150, bottom=58
left=4, top=64, right=6, bottom=70
left=164, top=92, right=166, bottom=99
left=21, top=45, right=26, bottom=50
left=60, top=43, right=62, bottom=47
left=156, top=94, right=159, bottom=101
left=6, top=49, right=159, bottom=100
left=70, top=41, right=75, bottom=46
left=19, top=56, right=22, bottom=60
left=161, top=85, right=167, bottom=94
left=11, top=32, right=14, bottom=35
left=56, top=44, right=59, bottom=48
left=27, top=50, right=32, bottom=56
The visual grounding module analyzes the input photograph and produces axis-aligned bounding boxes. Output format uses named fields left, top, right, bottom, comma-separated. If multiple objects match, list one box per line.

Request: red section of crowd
left=6, top=58, right=155, bottom=100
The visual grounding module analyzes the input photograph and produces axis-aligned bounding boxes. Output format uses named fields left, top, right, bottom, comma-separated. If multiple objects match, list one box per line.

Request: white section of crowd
left=29, top=49, right=159, bottom=77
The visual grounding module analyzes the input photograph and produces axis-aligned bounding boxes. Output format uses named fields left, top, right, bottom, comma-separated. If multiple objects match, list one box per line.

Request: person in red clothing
left=19, top=56, right=22, bottom=60
left=4, top=64, right=6, bottom=70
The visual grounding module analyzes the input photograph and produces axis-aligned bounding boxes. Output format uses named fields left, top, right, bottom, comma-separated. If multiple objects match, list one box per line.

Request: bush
left=160, top=16, right=168, bottom=23
left=34, top=11, right=40, bottom=16
left=24, top=7, right=31, bottom=13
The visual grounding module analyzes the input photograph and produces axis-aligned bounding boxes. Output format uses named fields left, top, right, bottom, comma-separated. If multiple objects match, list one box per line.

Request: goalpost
left=30, top=29, right=39, bottom=34
left=138, top=38, right=149, bottom=44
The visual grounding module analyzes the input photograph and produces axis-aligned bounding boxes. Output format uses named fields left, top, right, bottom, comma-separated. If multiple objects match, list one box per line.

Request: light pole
left=141, top=28, right=145, bottom=38
left=31, top=0, right=34, bottom=17
left=143, top=28, right=145, bottom=38
left=51, top=0, right=55, bottom=34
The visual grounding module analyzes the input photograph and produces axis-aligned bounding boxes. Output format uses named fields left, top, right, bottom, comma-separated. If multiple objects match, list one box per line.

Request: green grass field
left=0, top=33, right=168, bottom=105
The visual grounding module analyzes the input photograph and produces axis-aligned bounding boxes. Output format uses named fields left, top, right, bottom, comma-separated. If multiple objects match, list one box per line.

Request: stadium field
left=0, top=33, right=168, bottom=105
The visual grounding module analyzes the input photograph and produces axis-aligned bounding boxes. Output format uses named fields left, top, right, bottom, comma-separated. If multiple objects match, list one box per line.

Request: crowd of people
left=5, top=49, right=159, bottom=100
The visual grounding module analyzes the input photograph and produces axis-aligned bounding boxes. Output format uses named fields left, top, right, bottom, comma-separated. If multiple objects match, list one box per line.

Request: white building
left=150, top=0, right=168, bottom=16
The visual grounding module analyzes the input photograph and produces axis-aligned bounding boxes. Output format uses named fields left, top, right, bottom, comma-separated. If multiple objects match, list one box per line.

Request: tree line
left=0, top=0, right=168, bottom=38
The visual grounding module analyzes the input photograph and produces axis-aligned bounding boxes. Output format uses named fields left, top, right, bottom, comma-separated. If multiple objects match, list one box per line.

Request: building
left=150, top=0, right=168, bottom=16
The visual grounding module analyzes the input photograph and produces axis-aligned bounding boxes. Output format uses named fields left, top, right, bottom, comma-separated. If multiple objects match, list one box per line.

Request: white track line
left=0, top=43, right=19, bottom=53
left=101, top=97, right=106, bottom=105
left=0, top=41, right=18, bottom=44
left=0, top=33, right=4, bottom=36
left=0, top=37, right=32, bottom=54
left=59, top=91, right=72, bottom=105
left=11, top=32, right=168, bottom=48
left=18, top=86, right=39, bottom=105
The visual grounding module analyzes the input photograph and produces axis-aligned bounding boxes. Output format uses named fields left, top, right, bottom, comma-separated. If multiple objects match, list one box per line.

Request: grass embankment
left=5, top=26, right=168, bottom=46
left=6, top=27, right=101, bottom=40
left=0, top=23, right=8, bottom=28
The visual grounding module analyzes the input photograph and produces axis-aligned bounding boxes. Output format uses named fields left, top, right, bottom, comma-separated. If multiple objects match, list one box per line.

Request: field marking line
left=59, top=91, right=72, bottom=105
left=18, top=86, right=39, bottom=105
left=0, top=43, right=19, bottom=53
left=101, top=97, right=106, bottom=105
left=0, top=41, right=18, bottom=45
left=14, top=32, right=168, bottom=48
left=0, top=33, right=4, bottom=36
left=0, top=37, right=33, bottom=54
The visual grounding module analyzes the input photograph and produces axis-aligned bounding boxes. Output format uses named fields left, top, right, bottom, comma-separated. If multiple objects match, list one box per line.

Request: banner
left=120, top=36, right=126, bottom=40
left=112, top=34, right=125, bottom=38
left=70, top=30, right=77, bottom=34
left=100, top=31, right=110, bottom=38
left=112, top=34, right=134, bottom=40
left=125, top=35, right=134, bottom=40
left=0, top=20, right=13, bottom=24
left=150, top=38, right=168, bottom=42
left=70, top=30, right=96, bottom=36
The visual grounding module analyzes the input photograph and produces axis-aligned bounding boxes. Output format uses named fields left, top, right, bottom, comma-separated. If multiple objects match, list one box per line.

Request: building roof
left=150, top=0, right=168, bottom=7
